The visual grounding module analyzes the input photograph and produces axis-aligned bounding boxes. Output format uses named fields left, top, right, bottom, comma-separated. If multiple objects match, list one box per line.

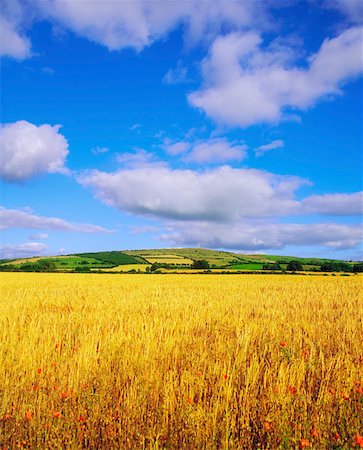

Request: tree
left=262, top=263, right=281, bottom=271
left=287, top=260, right=303, bottom=271
left=191, top=260, right=210, bottom=270
left=353, top=263, right=363, bottom=273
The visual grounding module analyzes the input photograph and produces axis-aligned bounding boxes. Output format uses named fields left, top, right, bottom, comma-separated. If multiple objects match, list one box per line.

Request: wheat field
left=0, top=273, right=362, bottom=449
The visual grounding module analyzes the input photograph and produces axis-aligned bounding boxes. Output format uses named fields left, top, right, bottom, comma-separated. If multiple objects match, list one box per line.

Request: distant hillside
left=0, top=248, right=361, bottom=274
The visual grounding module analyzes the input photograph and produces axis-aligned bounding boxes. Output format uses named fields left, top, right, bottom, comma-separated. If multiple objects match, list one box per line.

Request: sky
left=0, top=0, right=362, bottom=260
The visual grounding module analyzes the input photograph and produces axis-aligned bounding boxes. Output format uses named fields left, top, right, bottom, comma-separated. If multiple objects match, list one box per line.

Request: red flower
left=281, top=341, right=287, bottom=348
left=53, top=411, right=62, bottom=419
left=289, top=386, right=297, bottom=395
left=37, top=368, right=42, bottom=374
left=354, top=435, right=363, bottom=448
left=78, top=415, right=86, bottom=423
left=223, top=374, right=228, bottom=381
left=61, top=391, right=68, bottom=399
left=25, top=411, right=33, bottom=421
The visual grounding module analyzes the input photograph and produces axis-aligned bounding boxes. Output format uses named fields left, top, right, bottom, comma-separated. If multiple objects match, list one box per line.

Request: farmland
left=0, top=273, right=362, bottom=449
left=0, top=248, right=360, bottom=274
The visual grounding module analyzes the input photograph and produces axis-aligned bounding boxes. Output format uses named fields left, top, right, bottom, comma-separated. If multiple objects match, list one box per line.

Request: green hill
left=0, top=248, right=360, bottom=273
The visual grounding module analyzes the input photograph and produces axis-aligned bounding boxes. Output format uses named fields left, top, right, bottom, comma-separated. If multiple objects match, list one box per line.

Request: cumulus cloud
left=78, top=165, right=307, bottom=221
left=159, top=221, right=363, bottom=251
left=302, top=192, right=363, bottom=216
left=0, top=207, right=111, bottom=233
left=255, top=139, right=284, bottom=157
left=189, top=27, right=363, bottom=127
left=0, top=242, right=48, bottom=260
left=0, top=121, right=69, bottom=182
left=77, top=164, right=362, bottom=252
left=36, top=0, right=260, bottom=51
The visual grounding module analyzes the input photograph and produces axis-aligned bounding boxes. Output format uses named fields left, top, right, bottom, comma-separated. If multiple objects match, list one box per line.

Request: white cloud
left=36, top=0, right=260, bottom=52
left=29, top=233, right=48, bottom=240
left=78, top=165, right=306, bottom=221
left=0, top=16, right=31, bottom=59
left=0, top=207, right=111, bottom=233
left=115, top=149, right=162, bottom=168
left=0, top=242, right=47, bottom=260
left=41, top=66, right=55, bottom=75
left=255, top=139, right=284, bottom=157
left=302, top=192, right=363, bottom=216
left=162, top=137, right=247, bottom=163
left=162, top=139, right=191, bottom=156
left=183, top=138, right=247, bottom=164
left=163, top=61, right=189, bottom=84
left=77, top=164, right=363, bottom=253
left=160, top=221, right=363, bottom=251
left=189, top=27, right=363, bottom=127
left=0, top=121, right=69, bottom=182
left=325, top=0, right=363, bottom=23
left=130, top=123, right=141, bottom=131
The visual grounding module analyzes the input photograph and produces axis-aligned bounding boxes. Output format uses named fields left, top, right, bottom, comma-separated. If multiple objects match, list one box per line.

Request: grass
left=0, top=273, right=362, bottom=449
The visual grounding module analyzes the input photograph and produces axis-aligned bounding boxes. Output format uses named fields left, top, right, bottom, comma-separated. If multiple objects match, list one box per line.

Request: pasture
left=0, top=273, right=362, bottom=449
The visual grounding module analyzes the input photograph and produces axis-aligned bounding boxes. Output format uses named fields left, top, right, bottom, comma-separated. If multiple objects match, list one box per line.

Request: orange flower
left=187, top=396, right=194, bottom=405
left=55, top=343, right=59, bottom=350
left=53, top=411, right=62, bottom=419
left=223, top=374, right=228, bottom=381
left=53, top=385, right=58, bottom=391
left=356, top=386, right=363, bottom=395
left=299, top=438, right=310, bottom=448
left=264, top=421, right=272, bottom=431
left=354, top=435, right=363, bottom=448
left=61, top=391, right=68, bottom=399
left=342, top=392, right=349, bottom=401
left=32, top=384, right=38, bottom=391
left=196, top=370, right=202, bottom=377
left=281, top=341, right=287, bottom=348
left=310, top=428, right=318, bottom=439
left=328, top=388, right=336, bottom=395
left=25, top=411, right=33, bottom=421
left=37, top=368, right=42, bottom=374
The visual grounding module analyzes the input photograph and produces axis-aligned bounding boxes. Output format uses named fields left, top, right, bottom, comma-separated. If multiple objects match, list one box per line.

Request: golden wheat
left=0, top=273, right=362, bottom=449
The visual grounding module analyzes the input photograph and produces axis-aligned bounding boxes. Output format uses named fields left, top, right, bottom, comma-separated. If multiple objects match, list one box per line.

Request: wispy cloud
left=0, top=207, right=112, bottom=233
left=92, top=146, right=109, bottom=155
left=255, top=139, right=284, bottom=157
left=0, top=242, right=47, bottom=260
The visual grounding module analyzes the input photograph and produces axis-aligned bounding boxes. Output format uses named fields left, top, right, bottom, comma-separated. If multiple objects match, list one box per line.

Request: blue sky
left=1, top=0, right=362, bottom=260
